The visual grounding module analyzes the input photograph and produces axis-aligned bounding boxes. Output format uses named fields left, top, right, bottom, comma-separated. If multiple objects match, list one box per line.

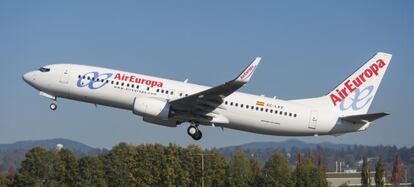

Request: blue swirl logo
left=340, top=85, right=374, bottom=111
left=77, top=72, right=113, bottom=89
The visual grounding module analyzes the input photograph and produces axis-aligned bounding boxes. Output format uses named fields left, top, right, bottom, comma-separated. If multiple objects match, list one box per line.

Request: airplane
left=23, top=52, right=392, bottom=140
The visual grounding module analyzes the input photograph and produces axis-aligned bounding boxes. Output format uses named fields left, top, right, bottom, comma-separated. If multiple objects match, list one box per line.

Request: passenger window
left=161, top=90, right=164, bottom=93
left=156, top=89, right=159, bottom=92
left=131, top=84, right=134, bottom=88
left=185, top=94, right=189, bottom=96
left=260, top=108, right=263, bottom=111
left=147, top=87, right=150, bottom=91
left=96, top=78, right=100, bottom=82
left=230, top=102, right=233, bottom=106
left=171, top=91, right=174, bottom=95
left=246, top=105, right=249, bottom=109
left=279, top=111, right=283, bottom=115
left=87, top=77, right=90, bottom=80
left=294, top=114, right=297, bottom=117
left=121, top=83, right=124, bottom=86
left=116, top=82, right=119, bottom=85
left=235, top=103, right=238, bottom=107
left=256, top=107, right=259, bottom=110
left=83, top=76, right=86, bottom=79
left=284, top=112, right=287, bottom=116
left=101, top=79, right=104, bottom=83
left=78, top=75, right=81, bottom=78
left=270, top=109, right=273, bottom=113
left=240, top=104, right=244, bottom=108
left=127, top=83, right=130, bottom=87
left=251, top=106, right=254, bottom=110
left=166, top=90, right=169, bottom=94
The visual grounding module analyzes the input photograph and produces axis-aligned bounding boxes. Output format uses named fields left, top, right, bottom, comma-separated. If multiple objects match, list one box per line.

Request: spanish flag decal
left=256, top=101, right=265, bottom=106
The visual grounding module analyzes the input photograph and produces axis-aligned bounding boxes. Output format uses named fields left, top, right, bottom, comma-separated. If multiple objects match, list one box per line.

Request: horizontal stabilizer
left=340, top=112, right=390, bottom=124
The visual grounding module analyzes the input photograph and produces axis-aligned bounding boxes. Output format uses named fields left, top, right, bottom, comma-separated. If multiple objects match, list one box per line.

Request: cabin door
left=308, top=110, right=318, bottom=129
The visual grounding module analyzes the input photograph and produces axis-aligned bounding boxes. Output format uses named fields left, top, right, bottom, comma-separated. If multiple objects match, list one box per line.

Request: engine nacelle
left=143, top=117, right=178, bottom=127
left=133, top=97, right=171, bottom=120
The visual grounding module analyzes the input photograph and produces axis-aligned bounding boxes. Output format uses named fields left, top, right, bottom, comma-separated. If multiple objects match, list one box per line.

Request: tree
left=104, top=142, right=135, bottom=187
left=361, top=156, right=371, bottom=187
left=79, top=156, right=106, bottom=186
left=249, top=156, right=261, bottom=186
left=306, top=151, right=314, bottom=164
left=257, top=152, right=293, bottom=187
left=6, top=166, right=15, bottom=185
left=294, top=152, right=328, bottom=187
left=226, top=150, right=258, bottom=187
left=0, top=172, right=10, bottom=186
left=296, top=152, right=303, bottom=165
left=55, top=148, right=79, bottom=186
left=375, top=156, right=385, bottom=187
left=203, top=149, right=227, bottom=187
left=317, top=152, right=326, bottom=176
left=391, top=152, right=402, bottom=186
left=14, top=147, right=54, bottom=186
left=294, top=153, right=306, bottom=187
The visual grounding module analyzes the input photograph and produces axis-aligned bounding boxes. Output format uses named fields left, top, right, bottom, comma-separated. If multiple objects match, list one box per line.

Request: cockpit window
left=38, top=67, right=50, bottom=72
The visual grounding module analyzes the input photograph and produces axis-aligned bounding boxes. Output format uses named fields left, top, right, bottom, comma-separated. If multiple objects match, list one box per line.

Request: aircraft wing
left=170, top=57, right=261, bottom=116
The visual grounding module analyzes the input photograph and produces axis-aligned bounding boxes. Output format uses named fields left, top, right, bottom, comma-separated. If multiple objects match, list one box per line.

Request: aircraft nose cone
left=23, top=72, right=35, bottom=85
left=23, top=72, right=30, bottom=83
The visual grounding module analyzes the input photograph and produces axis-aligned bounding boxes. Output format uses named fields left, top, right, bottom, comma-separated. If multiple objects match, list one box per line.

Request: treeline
left=221, top=143, right=414, bottom=172
left=0, top=143, right=328, bottom=187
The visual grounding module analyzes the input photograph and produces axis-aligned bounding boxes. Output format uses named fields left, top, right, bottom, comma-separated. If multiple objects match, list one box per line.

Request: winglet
left=235, top=57, right=261, bottom=83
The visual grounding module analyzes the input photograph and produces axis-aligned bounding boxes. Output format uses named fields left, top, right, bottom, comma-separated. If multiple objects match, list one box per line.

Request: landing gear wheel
left=50, top=103, right=57, bottom=111
left=187, top=124, right=202, bottom=140
left=192, top=130, right=202, bottom=141
left=187, top=125, right=198, bottom=136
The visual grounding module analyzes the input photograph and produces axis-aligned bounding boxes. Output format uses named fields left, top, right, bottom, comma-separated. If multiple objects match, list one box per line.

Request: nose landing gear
left=50, top=101, right=57, bottom=111
left=187, top=123, right=202, bottom=140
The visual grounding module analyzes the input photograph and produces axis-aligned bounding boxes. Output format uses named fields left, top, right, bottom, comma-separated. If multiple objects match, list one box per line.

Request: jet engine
left=133, top=97, right=171, bottom=120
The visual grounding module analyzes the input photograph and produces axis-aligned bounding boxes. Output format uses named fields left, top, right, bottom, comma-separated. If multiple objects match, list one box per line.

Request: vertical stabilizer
left=327, top=52, right=392, bottom=116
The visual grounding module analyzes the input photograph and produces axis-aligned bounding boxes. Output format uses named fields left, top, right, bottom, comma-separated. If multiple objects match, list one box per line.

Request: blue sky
left=1, top=1, right=413, bottom=149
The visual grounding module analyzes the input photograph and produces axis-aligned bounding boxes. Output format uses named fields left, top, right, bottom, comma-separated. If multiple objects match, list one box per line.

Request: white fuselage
left=23, top=64, right=364, bottom=137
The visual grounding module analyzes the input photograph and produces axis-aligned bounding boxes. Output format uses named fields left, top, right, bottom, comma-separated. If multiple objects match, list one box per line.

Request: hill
left=218, top=139, right=350, bottom=152
left=0, top=138, right=103, bottom=171
left=0, top=138, right=96, bottom=154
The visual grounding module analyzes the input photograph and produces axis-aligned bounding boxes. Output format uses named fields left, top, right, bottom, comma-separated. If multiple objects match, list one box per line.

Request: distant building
left=326, top=171, right=412, bottom=187
left=56, top=144, right=64, bottom=151
left=326, top=171, right=377, bottom=187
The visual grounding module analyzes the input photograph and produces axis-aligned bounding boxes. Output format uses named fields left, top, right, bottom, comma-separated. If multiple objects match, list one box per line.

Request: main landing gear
left=187, top=123, right=202, bottom=141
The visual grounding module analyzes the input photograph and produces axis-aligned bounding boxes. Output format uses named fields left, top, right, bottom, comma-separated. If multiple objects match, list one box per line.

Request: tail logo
left=77, top=72, right=113, bottom=89
left=330, top=59, right=386, bottom=106
left=339, top=85, right=374, bottom=111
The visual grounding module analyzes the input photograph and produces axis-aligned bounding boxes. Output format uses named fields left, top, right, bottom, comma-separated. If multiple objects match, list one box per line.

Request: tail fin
left=328, top=52, right=392, bottom=116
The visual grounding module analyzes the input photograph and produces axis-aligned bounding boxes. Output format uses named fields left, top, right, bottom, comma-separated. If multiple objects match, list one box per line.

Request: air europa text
left=330, top=59, right=386, bottom=106
left=114, top=73, right=163, bottom=88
